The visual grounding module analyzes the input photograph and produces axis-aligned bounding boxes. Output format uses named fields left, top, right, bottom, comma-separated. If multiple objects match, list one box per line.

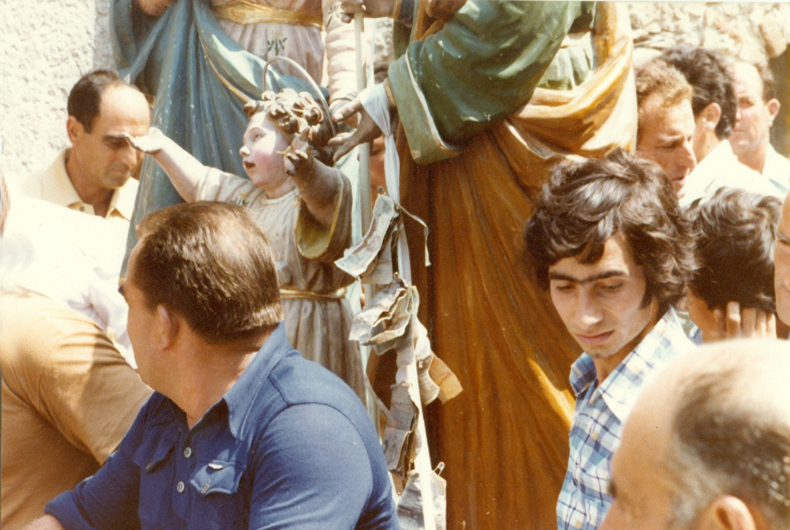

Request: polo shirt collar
left=40, top=149, right=83, bottom=208
left=40, top=148, right=137, bottom=221
left=222, top=322, right=293, bottom=440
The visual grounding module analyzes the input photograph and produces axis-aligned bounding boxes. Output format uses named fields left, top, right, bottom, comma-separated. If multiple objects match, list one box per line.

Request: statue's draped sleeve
left=387, top=1, right=585, bottom=163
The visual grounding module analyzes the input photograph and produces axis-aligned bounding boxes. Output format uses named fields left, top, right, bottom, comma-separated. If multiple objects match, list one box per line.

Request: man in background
left=20, top=69, right=149, bottom=244
left=731, top=60, right=790, bottom=196
left=661, top=45, right=780, bottom=205
left=635, top=57, right=697, bottom=198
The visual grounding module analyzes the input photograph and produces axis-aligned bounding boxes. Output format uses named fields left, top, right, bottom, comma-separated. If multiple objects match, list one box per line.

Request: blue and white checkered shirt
left=556, top=309, right=693, bottom=530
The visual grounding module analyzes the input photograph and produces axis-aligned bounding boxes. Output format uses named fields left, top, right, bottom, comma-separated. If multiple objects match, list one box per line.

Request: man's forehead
left=95, top=86, right=151, bottom=126
left=548, top=235, right=636, bottom=279
left=640, top=99, right=694, bottom=138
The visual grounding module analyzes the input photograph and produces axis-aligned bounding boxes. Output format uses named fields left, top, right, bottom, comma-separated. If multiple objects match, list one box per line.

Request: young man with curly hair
left=524, top=149, right=696, bottom=530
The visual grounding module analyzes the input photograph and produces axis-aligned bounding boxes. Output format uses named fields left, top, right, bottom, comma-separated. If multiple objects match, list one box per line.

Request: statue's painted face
left=239, top=112, right=291, bottom=198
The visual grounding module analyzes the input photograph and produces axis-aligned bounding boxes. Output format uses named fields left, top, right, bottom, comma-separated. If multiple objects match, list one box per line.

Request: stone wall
left=627, top=2, right=790, bottom=63
left=1, top=0, right=114, bottom=187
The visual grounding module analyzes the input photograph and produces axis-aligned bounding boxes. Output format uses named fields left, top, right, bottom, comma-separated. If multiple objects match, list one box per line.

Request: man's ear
left=66, top=116, right=84, bottom=145
left=696, top=496, right=758, bottom=530
left=700, top=102, right=722, bottom=131
left=767, top=98, right=781, bottom=125
left=157, top=304, right=179, bottom=350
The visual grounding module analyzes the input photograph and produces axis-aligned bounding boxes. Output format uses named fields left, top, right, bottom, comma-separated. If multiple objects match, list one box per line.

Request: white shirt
left=0, top=194, right=134, bottom=366
left=763, top=144, right=790, bottom=197
left=680, top=140, right=782, bottom=207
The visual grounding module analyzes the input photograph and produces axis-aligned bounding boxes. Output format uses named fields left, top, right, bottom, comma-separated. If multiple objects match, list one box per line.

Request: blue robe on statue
left=110, top=0, right=317, bottom=261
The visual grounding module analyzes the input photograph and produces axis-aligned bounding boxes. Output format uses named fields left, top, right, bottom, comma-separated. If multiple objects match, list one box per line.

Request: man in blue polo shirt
left=524, top=149, right=695, bottom=530
left=25, top=201, right=398, bottom=530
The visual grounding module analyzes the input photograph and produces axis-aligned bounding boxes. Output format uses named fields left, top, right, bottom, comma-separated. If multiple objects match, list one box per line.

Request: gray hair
left=664, top=348, right=790, bottom=529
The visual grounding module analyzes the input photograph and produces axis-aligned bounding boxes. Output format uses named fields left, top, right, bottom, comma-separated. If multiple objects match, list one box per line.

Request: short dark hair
left=523, top=148, right=694, bottom=315
left=662, top=45, right=737, bottom=140
left=635, top=58, right=693, bottom=138
left=67, top=69, right=131, bottom=132
left=133, top=202, right=284, bottom=343
left=685, top=188, right=780, bottom=313
left=668, top=359, right=790, bottom=530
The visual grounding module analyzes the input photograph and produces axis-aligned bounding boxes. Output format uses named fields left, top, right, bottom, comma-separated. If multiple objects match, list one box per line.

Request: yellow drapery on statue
left=394, top=3, right=636, bottom=528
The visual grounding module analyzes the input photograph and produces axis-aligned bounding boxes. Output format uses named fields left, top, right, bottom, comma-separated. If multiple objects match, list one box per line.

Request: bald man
left=601, top=339, right=790, bottom=530
left=20, top=69, right=150, bottom=248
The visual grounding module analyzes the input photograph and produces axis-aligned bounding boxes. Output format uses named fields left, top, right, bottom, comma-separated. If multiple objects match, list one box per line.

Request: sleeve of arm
left=45, top=399, right=151, bottom=530
left=248, top=405, right=375, bottom=530
left=387, top=0, right=583, bottom=163
left=296, top=168, right=353, bottom=263
left=322, top=0, right=358, bottom=109
left=195, top=168, right=267, bottom=204
left=32, top=309, right=152, bottom=464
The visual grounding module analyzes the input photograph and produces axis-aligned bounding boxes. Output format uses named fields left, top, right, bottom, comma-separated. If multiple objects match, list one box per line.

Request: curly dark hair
left=523, top=148, right=694, bottom=315
left=685, top=188, right=780, bottom=313
left=243, top=88, right=334, bottom=166
left=662, top=45, right=737, bottom=140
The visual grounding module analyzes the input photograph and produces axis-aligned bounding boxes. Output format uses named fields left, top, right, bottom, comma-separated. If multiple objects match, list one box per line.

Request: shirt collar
left=40, top=148, right=138, bottom=221
left=569, top=308, right=692, bottom=421
left=222, top=322, right=293, bottom=439
left=40, top=149, right=83, bottom=208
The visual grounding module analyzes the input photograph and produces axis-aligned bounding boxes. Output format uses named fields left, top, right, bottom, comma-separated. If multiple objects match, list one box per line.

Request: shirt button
left=176, top=481, right=185, bottom=493
left=200, top=483, right=209, bottom=495
left=183, top=447, right=192, bottom=458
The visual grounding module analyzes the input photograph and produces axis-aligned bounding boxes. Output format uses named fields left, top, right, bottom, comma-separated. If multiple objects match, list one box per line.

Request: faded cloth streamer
left=359, top=84, right=400, bottom=199
left=358, top=83, right=431, bottom=271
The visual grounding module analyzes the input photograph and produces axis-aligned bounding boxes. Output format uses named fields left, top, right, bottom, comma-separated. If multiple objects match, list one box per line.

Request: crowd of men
left=3, top=2, right=790, bottom=530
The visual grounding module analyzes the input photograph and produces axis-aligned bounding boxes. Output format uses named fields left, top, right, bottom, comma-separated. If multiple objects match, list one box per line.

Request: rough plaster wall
left=627, top=2, right=790, bottom=63
left=1, top=0, right=114, bottom=188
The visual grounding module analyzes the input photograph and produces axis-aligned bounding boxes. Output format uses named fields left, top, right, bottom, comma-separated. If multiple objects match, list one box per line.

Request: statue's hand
left=124, top=127, right=166, bottom=154
left=329, top=98, right=383, bottom=161
left=284, top=130, right=313, bottom=177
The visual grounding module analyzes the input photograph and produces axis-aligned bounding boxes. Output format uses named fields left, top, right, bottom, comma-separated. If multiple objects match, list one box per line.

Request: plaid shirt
left=556, top=309, right=693, bottom=530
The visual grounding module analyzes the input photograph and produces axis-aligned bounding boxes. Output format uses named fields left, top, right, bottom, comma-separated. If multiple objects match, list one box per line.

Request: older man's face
left=731, top=62, right=778, bottom=163
left=774, top=195, right=790, bottom=326
left=637, top=95, right=697, bottom=196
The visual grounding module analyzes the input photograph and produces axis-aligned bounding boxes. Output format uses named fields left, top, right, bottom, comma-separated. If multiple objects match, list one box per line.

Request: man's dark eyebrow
left=548, top=270, right=627, bottom=285
left=777, top=228, right=790, bottom=245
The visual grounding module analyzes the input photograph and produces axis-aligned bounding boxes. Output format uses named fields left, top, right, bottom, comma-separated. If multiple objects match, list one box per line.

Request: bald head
left=602, top=339, right=790, bottom=530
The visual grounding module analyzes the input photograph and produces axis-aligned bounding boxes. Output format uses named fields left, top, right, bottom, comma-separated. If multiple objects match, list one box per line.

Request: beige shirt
left=0, top=291, right=152, bottom=530
left=19, top=149, right=138, bottom=244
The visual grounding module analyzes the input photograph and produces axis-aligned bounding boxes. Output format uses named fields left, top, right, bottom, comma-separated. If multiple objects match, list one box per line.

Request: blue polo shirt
left=46, top=323, right=399, bottom=530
